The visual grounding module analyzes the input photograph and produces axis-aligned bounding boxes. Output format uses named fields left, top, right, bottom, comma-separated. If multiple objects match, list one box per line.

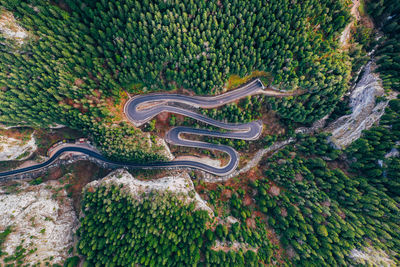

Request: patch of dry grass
left=225, top=71, right=273, bottom=90
left=0, top=127, right=33, bottom=144
left=107, top=91, right=130, bottom=123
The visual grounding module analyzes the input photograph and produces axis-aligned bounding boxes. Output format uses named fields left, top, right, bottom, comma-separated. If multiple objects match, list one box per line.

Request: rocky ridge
left=0, top=180, right=78, bottom=265
left=0, top=133, right=37, bottom=161
left=85, top=169, right=213, bottom=216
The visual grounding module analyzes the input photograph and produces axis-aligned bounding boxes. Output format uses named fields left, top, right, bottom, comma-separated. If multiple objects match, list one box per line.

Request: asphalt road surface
left=125, top=79, right=264, bottom=174
left=0, top=79, right=265, bottom=177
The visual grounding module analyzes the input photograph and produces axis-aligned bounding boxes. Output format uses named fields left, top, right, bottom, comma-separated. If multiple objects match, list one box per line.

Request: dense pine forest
left=0, top=0, right=399, bottom=266
left=368, top=0, right=400, bottom=91
left=256, top=122, right=400, bottom=265
left=75, top=94, right=400, bottom=266
left=78, top=184, right=275, bottom=266
left=76, top=98, right=400, bottom=265
left=0, top=0, right=351, bottom=161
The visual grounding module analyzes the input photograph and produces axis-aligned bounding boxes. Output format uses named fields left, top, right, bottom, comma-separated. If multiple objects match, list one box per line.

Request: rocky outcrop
left=0, top=133, right=37, bottom=161
left=340, top=23, right=352, bottom=47
left=325, top=62, right=396, bottom=149
left=349, top=247, right=396, bottom=266
left=201, top=138, right=295, bottom=183
left=49, top=124, right=66, bottom=129
left=0, top=9, right=28, bottom=45
left=0, top=180, right=78, bottom=265
left=86, top=169, right=213, bottom=216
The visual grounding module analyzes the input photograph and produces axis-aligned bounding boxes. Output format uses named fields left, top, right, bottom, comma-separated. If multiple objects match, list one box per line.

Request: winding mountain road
left=0, top=79, right=287, bottom=177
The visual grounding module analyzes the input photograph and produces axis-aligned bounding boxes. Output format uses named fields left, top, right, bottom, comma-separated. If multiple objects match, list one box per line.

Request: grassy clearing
left=225, top=71, right=273, bottom=90
left=107, top=91, right=129, bottom=123
left=123, top=81, right=144, bottom=94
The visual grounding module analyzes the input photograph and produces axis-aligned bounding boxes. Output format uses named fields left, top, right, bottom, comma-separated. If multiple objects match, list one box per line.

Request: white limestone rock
left=0, top=133, right=37, bottom=161
left=0, top=180, right=78, bottom=265
left=86, top=169, right=213, bottom=217
left=0, top=9, right=28, bottom=45
left=326, top=62, right=397, bottom=149
left=349, top=247, right=396, bottom=266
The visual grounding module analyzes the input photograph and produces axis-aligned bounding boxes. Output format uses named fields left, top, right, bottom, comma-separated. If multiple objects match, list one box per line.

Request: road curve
left=125, top=79, right=265, bottom=175
left=0, top=146, right=241, bottom=177
left=0, top=79, right=266, bottom=178
left=125, top=79, right=265, bottom=126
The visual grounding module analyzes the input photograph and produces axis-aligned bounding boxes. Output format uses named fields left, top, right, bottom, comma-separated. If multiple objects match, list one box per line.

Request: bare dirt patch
left=48, top=167, right=63, bottom=180
left=221, top=188, right=232, bottom=200
left=268, top=185, right=281, bottom=197
left=357, top=0, right=374, bottom=28
left=73, top=78, right=84, bottom=86
left=153, top=112, right=172, bottom=137
left=261, top=110, right=286, bottom=136
left=246, top=217, right=256, bottom=229
left=326, top=160, right=353, bottom=177
left=243, top=194, right=253, bottom=206
left=156, top=111, right=170, bottom=124
left=16, top=160, right=38, bottom=169
left=295, top=173, right=303, bottom=182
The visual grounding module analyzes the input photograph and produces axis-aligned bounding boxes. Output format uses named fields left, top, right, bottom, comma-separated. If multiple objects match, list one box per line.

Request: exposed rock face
left=0, top=9, right=28, bottom=44
left=385, top=146, right=399, bottom=158
left=0, top=180, right=78, bottom=265
left=326, top=62, right=396, bottom=149
left=49, top=124, right=66, bottom=129
left=349, top=247, right=396, bottom=266
left=340, top=23, right=353, bottom=47
left=0, top=133, right=37, bottom=161
left=86, top=169, right=213, bottom=216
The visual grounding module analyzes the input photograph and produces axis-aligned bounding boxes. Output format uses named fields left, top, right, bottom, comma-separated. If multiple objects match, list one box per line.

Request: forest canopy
left=78, top=184, right=275, bottom=266
left=368, top=0, right=400, bottom=91
left=0, top=0, right=352, bottom=160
